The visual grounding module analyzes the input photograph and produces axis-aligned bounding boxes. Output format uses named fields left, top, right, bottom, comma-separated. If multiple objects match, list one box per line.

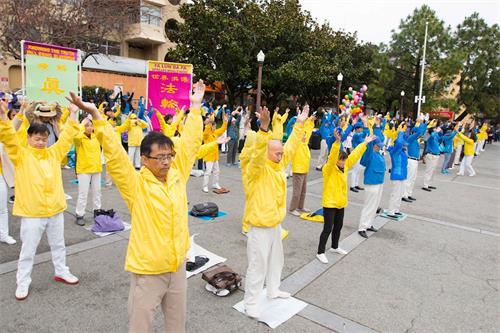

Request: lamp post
left=416, top=21, right=429, bottom=120
left=337, top=72, right=343, bottom=112
left=256, top=50, right=265, bottom=111
left=400, top=90, right=405, bottom=118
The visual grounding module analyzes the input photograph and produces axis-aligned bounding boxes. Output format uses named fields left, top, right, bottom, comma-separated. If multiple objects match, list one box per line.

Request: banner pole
left=20, top=40, right=25, bottom=96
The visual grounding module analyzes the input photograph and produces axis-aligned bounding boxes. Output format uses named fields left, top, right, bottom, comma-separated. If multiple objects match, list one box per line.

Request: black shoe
left=315, top=167, right=322, bottom=171
left=376, top=207, right=382, bottom=214
left=75, top=216, right=85, bottom=226
left=8, top=195, right=15, bottom=204
left=386, top=214, right=399, bottom=219
left=395, top=212, right=403, bottom=216
left=358, top=230, right=368, bottom=238
left=422, top=187, right=431, bottom=192
left=350, top=187, right=359, bottom=193
left=402, top=197, right=412, bottom=203
left=367, top=226, right=378, bottom=232
left=428, top=186, right=437, bottom=190
left=355, top=186, right=365, bottom=191
left=408, top=196, right=416, bottom=201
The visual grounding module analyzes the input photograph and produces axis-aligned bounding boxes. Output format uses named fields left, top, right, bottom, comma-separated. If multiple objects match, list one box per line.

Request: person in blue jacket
left=357, top=136, right=386, bottom=238
left=349, top=117, right=369, bottom=192
left=440, top=126, right=458, bottom=174
left=402, top=121, right=428, bottom=202
left=422, top=125, right=442, bottom=191
left=386, top=126, right=408, bottom=218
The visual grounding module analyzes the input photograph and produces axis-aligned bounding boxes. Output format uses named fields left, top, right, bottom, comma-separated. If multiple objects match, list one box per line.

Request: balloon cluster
left=339, top=85, right=368, bottom=117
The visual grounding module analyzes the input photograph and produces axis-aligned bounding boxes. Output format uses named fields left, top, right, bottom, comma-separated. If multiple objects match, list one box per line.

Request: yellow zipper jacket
left=74, top=132, right=102, bottom=174
left=245, top=123, right=303, bottom=228
left=157, top=110, right=184, bottom=138
left=292, top=118, right=315, bottom=174
left=202, top=121, right=228, bottom=162
left=0, top=119, right=80, bottom=217
left=271, top=111, right=289, bottom=140
left=458, top=132, right=474, bottom=156
left=125, top=118, right=148, bottom=147
left=322, top=141, right=367, bottom=208
left=93, top=107, right=203, bottom=274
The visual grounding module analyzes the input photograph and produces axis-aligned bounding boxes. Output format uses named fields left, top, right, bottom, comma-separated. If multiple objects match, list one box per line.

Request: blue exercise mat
left=189, top=211, right=227, bottom=220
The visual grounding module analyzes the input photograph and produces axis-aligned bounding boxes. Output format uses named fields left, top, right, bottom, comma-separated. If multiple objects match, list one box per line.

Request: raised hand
left=364, top=135, right=376, bottom=144
left=67, top=103, right=79, bottom=120
left=0, top=99, right=8, bottom=120
left=296, top=104, right=310, bottom=124
left=66, top=92, right=101, bottom=120
left=216, top=136, right=231, bottom=145
left=222, top=112, right=229, bottom=123
left=190, top=80, right=206, bottom=109
left=285, top=107, right=290, bottom=113
left=257, top=106, right=270, bottom=131
left=333, top=128, right=341, bottom=142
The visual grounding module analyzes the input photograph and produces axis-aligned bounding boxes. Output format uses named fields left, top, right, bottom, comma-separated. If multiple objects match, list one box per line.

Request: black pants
left=317, top=207, right=344, bottom=254
left=226, top=138, right=238, bottom=164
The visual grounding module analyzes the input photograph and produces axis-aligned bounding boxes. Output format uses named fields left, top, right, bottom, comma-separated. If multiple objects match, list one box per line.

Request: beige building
left=0, top=0, right=185, bottom=92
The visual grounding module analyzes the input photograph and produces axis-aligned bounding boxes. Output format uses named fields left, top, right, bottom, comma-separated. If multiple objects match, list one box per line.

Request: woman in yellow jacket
left=201, top=112, right=228, bottom=193
left=156, top=107, right=185, bottom=138
left=475, top=123, right=488, bottom=155
left=67, top=81, right=205, bottom=332
left=316, top=130, right=375, bottom=264
left=457, top=129, right=476, bottom=177
left=123, top=113, right=148, bottom=169
left=0, top=100, right=81, bottom=300
left=289, top=116, right=315, bottom=215
left=74, top=118, right=102, bottom=226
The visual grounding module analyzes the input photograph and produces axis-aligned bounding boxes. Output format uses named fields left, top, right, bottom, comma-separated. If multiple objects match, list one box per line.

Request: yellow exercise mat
left=299, top=208, right=324, bottom=223
left=281, top=228, right=289, bottom=240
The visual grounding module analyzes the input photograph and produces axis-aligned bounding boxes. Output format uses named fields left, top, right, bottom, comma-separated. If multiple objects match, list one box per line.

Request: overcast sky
left=299, top=0, right=499, bottom=45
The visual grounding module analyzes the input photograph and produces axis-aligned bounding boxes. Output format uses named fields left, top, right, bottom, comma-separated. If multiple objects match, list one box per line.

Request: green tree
left=453, top=13, right=500, bottom=119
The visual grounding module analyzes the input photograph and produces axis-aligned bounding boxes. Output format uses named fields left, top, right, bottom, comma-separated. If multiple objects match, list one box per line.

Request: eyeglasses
left=146, top=153, right=176, bottom=162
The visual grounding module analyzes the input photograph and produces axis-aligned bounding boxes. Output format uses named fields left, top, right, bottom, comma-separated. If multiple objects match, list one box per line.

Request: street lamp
left=256, top=50, right=265, bottom=111
left=400, top=90, right=405, bottom=117
left=337, top=73, right=343, bottom=112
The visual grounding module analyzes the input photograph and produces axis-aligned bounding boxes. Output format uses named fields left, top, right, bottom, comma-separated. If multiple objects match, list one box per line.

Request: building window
left=141, top=3, right=162, bottom=26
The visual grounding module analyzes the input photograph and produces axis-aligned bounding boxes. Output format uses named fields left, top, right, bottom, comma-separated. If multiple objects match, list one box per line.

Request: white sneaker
left=15, top=285, right=29, bottom=300
left=0, top=235, right=16, bottom=245
left=54, top=272, right=79, bottom=285
left=202, top=187, right=209, bottom=193
left=290, top=210, right=301, bottom=217
left=330, top=247, right=348, bottom=255
left=316, top=253, right=328, bottom=264
left=299, top=208, right=311, bottom=213
left=457, top=173, right=464, bottom=176
left=268, top=290, right=291, bottom=299
left=469, top=173, right=476, bottom=177
left=212, top=184, right=222, bottom=190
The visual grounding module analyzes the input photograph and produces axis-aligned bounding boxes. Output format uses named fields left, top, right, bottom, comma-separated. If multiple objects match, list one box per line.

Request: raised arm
left=171, top=80, right=205, bottom=183
left=282, top=105, right=310, bottom=166
left=49, top=104, right=81, bottom=162
left=0, top=100, right=23, bottom=166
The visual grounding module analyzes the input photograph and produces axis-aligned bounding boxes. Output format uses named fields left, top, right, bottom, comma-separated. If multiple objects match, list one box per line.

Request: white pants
left=480, top=140, right=486, bottom=151
left=203, top=161, right=220, bottom=188
left=404, top=159, right=419, bottom=198
left=0, top=176, right=9, bottom=238
left=244, top=225, right=283, bottom=313
left=358, top=184, right=384, bottom=231
left=128, top=146, right=141, bottom=168
left=387, top=180, right=405, bottom=215
left=316, top=139, right=328, bottom=168
left=423, top=154, right=439, bottom=188
left=475, top=140, right=484, bottom=154
left=76, top=173, right=102, bottom=217
left=17, top=213, right=69, bottom=288
left=220, top=132, right=228, bottom=152
left=285, top=163, right=292, bottom=177
left=459, top=155, right=475, bottom=176
left=453, top=144, right=463, bottom=165
left=349, top=160, right=363, bottom=188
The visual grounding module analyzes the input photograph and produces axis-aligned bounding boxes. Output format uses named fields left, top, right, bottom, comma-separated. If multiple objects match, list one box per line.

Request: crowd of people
left=0, top=85, right=495, bottom=332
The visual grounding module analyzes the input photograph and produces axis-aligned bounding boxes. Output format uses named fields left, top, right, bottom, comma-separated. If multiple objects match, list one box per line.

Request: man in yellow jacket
left=74, top=118, right=102, bottom=226
left=243, top=105, right=309, bottom=319
left=0, top=100, right=80, bottom=301
left=289, top=115, right=315, bottom=216
left=66, top=81, right=205, bottom=333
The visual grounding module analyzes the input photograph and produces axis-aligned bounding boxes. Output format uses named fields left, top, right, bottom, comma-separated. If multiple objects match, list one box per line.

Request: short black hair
left=140, top=132, right=174, bottom=156
left=164, top=114, right=173, bottom=122
left=338, top=151, right=349, bottom=161
left=27, top=123, right=50, bottom=136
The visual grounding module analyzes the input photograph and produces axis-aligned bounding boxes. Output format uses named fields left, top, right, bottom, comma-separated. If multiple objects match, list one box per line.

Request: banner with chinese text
left=24, top=41, right=79, bottom=106
left=147, top=61, right=193, bottom=131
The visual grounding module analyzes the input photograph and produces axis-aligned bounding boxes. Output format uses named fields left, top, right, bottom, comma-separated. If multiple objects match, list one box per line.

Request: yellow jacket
left=157, top=110, right=184, bottom=138
left=0, top=119, right=80, bottom=217
left=125, top=118, right=148, bottom=146
left=104, top=105, right=121, bottom=127
left=240, top=131, right=257, bottom=232
left=202, top=121, right=228, bottom=162
left=322, top=141, right=367, bottom=208
left=196, top=141, right=218, bottom=160
left=74, top=132, right=102, bottom=174
left=292, top=118, right=315, bottom=174
left=478, top=125, right=488, bottom=141
left=458, top=132, right=474, bottom=156
left=93, top=107, right=203, bottom=274
left=272, top=112, right=289, bottom=140
left=245, top=123, right=303, bottom=228
left=12, top=113, right=30, bottom=147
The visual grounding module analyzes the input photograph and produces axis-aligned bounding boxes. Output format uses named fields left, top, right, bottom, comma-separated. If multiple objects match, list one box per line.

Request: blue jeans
left=442, top=152, right=452, bottom=171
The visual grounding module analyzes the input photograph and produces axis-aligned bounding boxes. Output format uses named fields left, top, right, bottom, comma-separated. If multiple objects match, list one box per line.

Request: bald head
left=268, top=139, right=284, bottom=163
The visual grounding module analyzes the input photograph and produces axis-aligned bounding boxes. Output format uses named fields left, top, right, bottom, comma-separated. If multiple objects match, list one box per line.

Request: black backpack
left=191, top=202, right=219, bottom=217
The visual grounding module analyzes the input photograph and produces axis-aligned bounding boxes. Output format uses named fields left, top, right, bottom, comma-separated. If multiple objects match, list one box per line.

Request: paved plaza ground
left=1, top=143, right=499, bottom=333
